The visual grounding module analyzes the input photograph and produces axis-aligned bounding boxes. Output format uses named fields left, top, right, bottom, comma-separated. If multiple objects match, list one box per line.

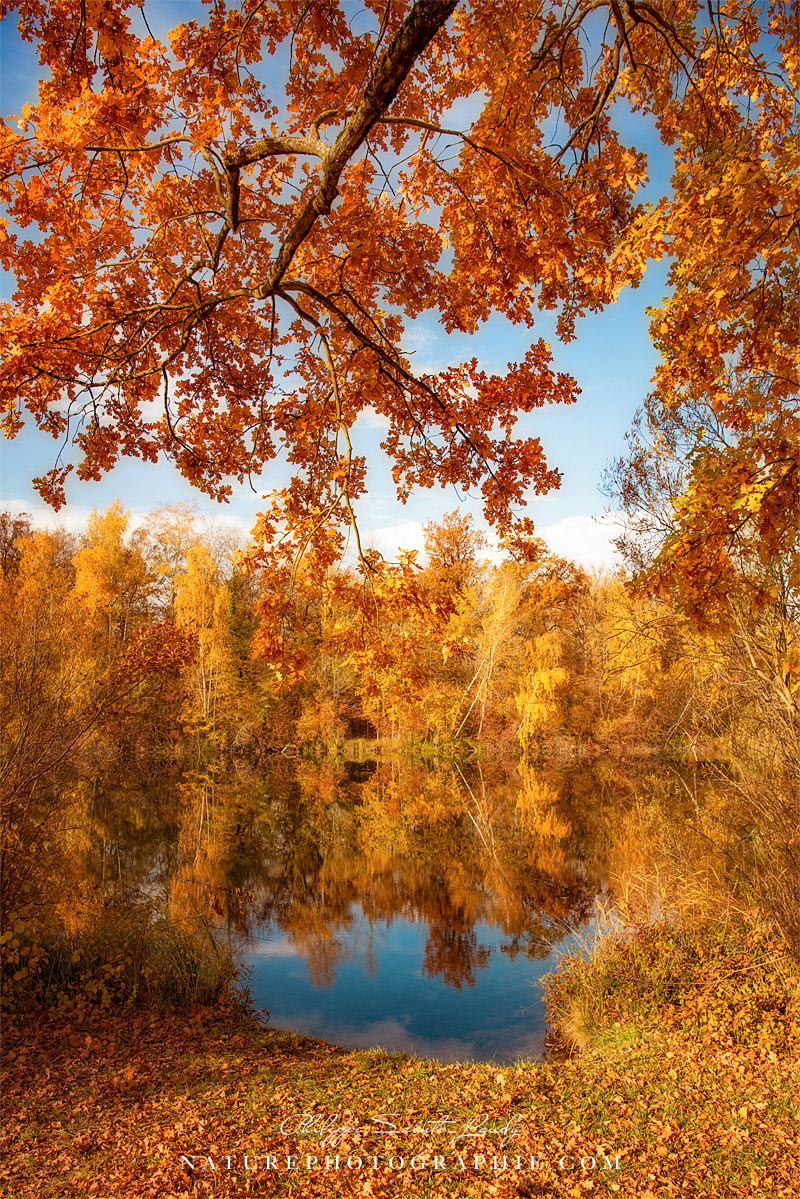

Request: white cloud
left=247, top=936, right=299, bottom=959
left=344, top=511, right=625, bottom=571
left=2, top=497, right=96, bottom=535
left=5, top=491, right=625, bottom=573
left=400, top=324, right=437, bottom=358
left=2, top=495, right=255, bottom=542
left=360, top=519, right=427, bottom=558
left=537, top=512, right=624, bottom=571
left=354, top=406, right=390, bottom=432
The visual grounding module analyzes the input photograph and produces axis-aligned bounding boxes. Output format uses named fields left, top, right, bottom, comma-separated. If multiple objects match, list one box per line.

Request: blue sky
left=0, top=3, right=674, bottom=568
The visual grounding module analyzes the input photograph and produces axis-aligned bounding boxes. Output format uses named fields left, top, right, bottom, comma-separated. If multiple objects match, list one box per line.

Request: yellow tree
left=71, top=500, right=152, bottom=665
left=513, top=548, right=589, bottom=755
left=449, top=563, right=526, bottom=741
left=1, top=529, right=80, bottom=912
left=175, top=542, right=236, bottom=730
left=138, top=503, right=200, bottom=617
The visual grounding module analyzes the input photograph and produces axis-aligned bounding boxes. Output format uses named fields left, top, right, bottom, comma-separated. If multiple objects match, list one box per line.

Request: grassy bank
left=541, top=920, right=796, bottom=1057
left=2, top=919, right=797, bottom=1199
left=1, top=900, right=234, bottom=1014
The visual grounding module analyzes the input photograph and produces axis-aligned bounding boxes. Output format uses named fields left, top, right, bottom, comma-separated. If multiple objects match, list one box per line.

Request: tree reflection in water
left=70, top=755, right=606, bottom=993
left=46, top=752, right=794, bottom=1059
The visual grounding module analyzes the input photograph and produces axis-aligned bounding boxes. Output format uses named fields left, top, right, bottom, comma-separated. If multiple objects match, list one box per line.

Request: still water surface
left=84, top=753, right=616, bottom=1062
left=247, top=908, right=579, bottom=1062
left=225, top=754, right=606, bottom=1062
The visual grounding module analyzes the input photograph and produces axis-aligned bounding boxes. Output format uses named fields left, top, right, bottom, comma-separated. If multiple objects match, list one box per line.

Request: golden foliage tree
left=175, top=542, right=236, bottom=728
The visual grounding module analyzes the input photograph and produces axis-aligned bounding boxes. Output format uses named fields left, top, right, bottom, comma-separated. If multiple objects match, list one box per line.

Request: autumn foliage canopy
left=1, top=0, right=797, bottom=620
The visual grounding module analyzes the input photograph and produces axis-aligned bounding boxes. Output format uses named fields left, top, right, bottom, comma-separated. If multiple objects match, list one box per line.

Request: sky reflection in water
left=225, top=755, right=601, bottom=1063
left=72, top=753, right=606, bottom=1063
left=246, top=909, right=581, bottom=1063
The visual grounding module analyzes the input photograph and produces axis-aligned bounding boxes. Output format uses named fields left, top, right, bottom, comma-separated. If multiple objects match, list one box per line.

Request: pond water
left=74, top=753, right=624, bottom=1063
left=247, top=909, right=579, bottom=1062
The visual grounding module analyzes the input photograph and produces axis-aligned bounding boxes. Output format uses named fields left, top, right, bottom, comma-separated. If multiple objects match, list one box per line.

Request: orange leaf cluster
left=1, top=1, right=796, bottom=619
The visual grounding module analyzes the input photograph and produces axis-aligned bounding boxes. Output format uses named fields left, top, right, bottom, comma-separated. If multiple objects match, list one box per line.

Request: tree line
left=3, top=500, right=796, bottom=753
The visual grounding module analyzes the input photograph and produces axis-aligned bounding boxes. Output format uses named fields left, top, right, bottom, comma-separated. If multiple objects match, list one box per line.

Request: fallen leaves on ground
left=1, top=1002, right=797, bottom=1199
